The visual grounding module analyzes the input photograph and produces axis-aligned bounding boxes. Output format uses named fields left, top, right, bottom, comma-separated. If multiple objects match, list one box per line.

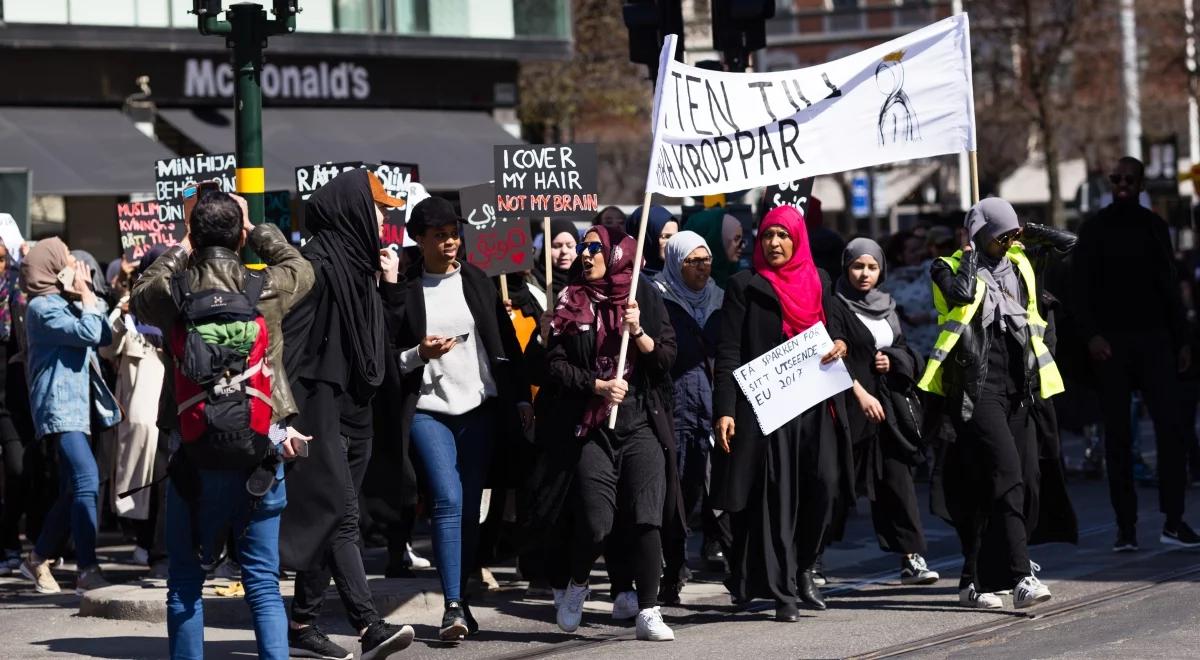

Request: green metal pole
left=228, top=3, right=266, bottom=229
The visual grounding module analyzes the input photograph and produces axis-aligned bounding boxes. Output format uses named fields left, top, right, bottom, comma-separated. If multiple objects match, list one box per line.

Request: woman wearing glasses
left=918, top=198, right=1066, bottom=611
left=653, top=231, right=728, bottom=603
left=540, top=226, right=680, bottom=642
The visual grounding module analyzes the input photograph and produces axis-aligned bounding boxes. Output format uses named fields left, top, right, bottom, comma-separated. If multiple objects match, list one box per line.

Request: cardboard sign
left=155, top=153, right=236, bottom=223
left=117, top=200, right=175, bottom=260
left=493, top=144, right=599, bottom=218
left=460, top=181, right=535, bottom=276
left=761, top=178, right=814, bottom=216
left=732, top=322, right=852, bottom=435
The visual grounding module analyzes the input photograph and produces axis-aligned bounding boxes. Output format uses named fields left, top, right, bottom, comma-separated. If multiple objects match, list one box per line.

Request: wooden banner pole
left=499, top=274, right=509, bottom=305
left=608, top=192, right=654, bottom=429
left=969, top=150, right=980, bottom=205
left=543, top=216, right=553, bottom=305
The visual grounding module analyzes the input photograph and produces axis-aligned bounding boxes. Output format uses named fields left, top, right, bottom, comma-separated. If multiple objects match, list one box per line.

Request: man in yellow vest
left=918, top=198, right=1064, bottom=611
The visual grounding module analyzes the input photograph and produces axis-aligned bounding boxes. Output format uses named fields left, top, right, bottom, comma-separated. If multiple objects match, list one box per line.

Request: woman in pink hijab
left=710, top=205, right=854, bottom=622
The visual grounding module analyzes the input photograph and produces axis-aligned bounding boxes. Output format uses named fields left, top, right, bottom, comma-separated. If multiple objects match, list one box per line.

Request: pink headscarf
left=754, top=206, right=825, bottom=338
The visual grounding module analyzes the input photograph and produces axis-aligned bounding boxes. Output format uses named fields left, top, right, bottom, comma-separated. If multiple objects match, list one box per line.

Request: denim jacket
left=26, top=293, right=118, bottom=439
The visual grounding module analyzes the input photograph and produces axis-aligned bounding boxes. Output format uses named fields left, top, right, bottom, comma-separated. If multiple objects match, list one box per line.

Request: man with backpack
left=132, top=190, right=314, bottom=659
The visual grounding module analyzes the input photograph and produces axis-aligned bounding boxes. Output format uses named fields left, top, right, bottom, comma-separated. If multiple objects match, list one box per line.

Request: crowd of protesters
left=0, top=155, right=1199, bottom=658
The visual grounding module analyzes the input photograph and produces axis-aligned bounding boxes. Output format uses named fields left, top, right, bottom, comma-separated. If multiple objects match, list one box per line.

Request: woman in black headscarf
left=281, top=169, right=416, bottom=658
left=827, top=238, right=937, bottom=587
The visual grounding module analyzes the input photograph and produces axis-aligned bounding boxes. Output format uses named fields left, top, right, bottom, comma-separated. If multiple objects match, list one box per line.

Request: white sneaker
left=131, top=546, right=150, bottom=566
left=635, top=606, right=674, bottom=641
left=958, top=583, right=1002, bottom=609
left=1013, top=575, right=1051, bottom=609
left=900, top=554, right=940, bottom=585
left=404, top=544, right=431, bottom=569
left=556, top=582, right=589, bottom=632
left=611, top=590, right=639, bottom=620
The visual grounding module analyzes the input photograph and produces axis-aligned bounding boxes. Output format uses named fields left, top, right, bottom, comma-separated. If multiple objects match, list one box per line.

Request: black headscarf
left=299, top=169, right=385, bottom=396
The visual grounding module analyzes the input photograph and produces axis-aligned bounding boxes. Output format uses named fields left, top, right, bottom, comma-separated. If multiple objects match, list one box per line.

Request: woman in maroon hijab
left=711, top=206, right=854, bottom=622
left=541, top=225, right=680, bottom=642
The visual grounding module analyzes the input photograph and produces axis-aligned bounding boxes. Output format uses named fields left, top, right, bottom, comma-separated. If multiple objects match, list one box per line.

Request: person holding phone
left=18, top=238, right=118, bottom=595
left=386, top=197, right=532, bottom=641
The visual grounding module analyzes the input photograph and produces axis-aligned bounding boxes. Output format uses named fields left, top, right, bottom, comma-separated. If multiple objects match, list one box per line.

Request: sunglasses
left=995, top=229, right=1021, bottom=244
left=683, top=255, right=713, bottom=267
left=1109, top=174, right=1140, bottom=185
left=576, top=242, right=604, bottom=256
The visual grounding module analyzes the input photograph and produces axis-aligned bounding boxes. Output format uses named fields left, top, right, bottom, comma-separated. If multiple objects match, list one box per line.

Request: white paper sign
left=645, top=15, right=976, bottom=196
left=0, top=214, right=24, bottom=265
left=732, top=321, right=853, bottom=435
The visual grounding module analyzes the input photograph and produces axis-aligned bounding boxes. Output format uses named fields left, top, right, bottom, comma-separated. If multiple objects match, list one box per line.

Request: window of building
left=895, top=0, right=934, bottom=27
left=826, top=0, right=864, bottom=33
left=767, top=0, right=796, bottom=37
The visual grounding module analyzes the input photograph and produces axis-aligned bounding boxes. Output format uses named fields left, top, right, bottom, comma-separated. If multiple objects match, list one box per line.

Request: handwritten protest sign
left=644, top=16, right=975, bottom=196
left=494, top=144, right=599, bottom=218
left=117, top=200, right=176, bottom=260
left=155, top=153, right=236, bottom=223
left=761, top=178, right=814, bottom=216
left=732, top=321, right=852, bottom=435
left=459, top=182, right=535, bottom=277
left=295, top=161, right=361, bottom=201
left=372, top=161, right=419, bottom=246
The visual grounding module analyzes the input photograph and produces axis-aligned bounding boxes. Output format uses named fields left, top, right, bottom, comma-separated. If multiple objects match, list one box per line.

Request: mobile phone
left=451, top=332, right=469, bottom=343
left=198, top=179, right=221, bottom=194
left=56, top=266, right=76, bottom=289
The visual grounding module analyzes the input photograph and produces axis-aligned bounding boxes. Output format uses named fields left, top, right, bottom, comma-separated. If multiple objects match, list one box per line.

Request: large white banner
left=646, top=15, right=976, bottom=196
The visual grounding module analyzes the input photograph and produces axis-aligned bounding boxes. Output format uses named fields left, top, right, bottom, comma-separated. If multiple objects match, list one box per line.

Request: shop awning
left=159, top=107, right=522, bottom=192
left=0, top=107, right=175, bottom=195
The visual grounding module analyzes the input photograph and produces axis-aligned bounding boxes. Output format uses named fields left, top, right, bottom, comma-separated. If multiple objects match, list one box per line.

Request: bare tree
left=519, top=0, right=654, bottom=203
left=969, top=0, right=1105, bottom=227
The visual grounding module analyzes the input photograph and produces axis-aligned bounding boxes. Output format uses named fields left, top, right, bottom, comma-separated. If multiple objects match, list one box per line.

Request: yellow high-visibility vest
left=917, top=246, right=1065, bottom=399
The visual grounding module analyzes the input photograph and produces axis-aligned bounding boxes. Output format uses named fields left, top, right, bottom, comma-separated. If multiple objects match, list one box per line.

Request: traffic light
left=622, top=0, right=684, bottom=81
left=712, top=0, right=775, bottom=71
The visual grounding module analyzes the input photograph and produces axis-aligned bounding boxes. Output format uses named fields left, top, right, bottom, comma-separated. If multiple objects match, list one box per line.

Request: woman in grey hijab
left=924, top=197, right=1057, bottom=612
left=828, top=237, right=937, bottom=587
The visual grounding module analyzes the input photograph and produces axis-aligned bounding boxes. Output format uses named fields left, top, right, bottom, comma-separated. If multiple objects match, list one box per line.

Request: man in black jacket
left=1073, top=156, right=1200, bottom=552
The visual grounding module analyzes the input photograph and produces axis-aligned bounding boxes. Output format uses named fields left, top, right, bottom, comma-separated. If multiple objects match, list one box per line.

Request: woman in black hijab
left=827, top=238, right=937, bottom=587
left=280, top=169, right=416, bottom=660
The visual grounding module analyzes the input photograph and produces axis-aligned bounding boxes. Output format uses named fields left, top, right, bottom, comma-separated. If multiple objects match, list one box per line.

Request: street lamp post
left=191, top=1, right=297, bottom=226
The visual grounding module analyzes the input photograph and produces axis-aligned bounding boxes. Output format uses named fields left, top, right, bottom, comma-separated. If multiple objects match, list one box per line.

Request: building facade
left=0, top=0, right=569, bottom=260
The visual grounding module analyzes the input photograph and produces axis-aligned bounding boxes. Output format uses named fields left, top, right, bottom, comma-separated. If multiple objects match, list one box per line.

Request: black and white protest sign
left=645, top=16, right=975, bottom=197
left=761, top=178, right=814, bottom=216
left=732, top=322, right=852, bottom=435
left=493, top=144, right=599, bottom=218
left=460, top=181, right=535, bottom=277
left=155, top=153, right=236, bottom=223
left=294, top=161, right=362, bottom=201
left=371, top=161, right=419, bottom=245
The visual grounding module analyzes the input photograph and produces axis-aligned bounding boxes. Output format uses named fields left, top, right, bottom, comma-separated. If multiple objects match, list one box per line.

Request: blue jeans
left=166, top=468, right=288, bottom=660
left=410, top=401, right=496, bottom=603
left=34, top=432, right=98, bottom=568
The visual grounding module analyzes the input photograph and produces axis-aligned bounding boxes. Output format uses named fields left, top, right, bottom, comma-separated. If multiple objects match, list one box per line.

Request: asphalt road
left=3, top=431, right=1200, bottom=658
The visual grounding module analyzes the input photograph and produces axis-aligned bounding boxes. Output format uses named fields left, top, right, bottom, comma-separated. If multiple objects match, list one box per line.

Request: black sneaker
left=462, top=600, right=480, bottom=637
left=288, top=625, right=352, bottom=660
left=1113, top=528, right=1139, bottom=552
left=440, top=602, right=469, bottom=642
left=360, top=620, right=416, bottom=660
left=1161, top=521, right=1200, bottom=548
